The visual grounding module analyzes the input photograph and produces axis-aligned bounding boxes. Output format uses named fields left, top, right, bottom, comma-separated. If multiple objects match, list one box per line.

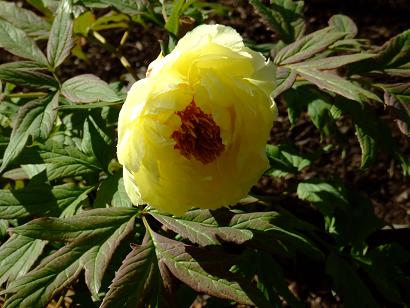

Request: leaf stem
left=91, top=30, right=139, bottom=80
left=7, top=92, right=47, bottom=98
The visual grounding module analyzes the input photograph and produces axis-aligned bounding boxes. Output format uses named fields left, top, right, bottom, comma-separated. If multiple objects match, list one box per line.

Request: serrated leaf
left=0, top=19, right=47, bottom=66
left=0, top=183, right=93, bottom=219
left=47, top=0, right=73, bottom=69
left=326, top=252, right=379, bottom=308
left=274, top=28, right=345, bottom=65
left=0, top=61, right=58, bottom=89
left=0, top=1, right=50, bottom=39
left=151, top=208, right=321, bottom=259
left=265, top=143, right=312, bottom=177
left=296, top=68, right=381, bottom=103
left=273, top=67, right=297, bottom=98
left=0, top=93, right=59, bottom=173
left=249, top=0, right=305, bottom=43
left=4, top=208, right=137, bottom=305
left=0, top=235, right=46, bottom=286
left=328, top=14, right=357, bottom=39
left=16, top=144, right=102, bottom=181
left=101, top=235, right=162, bottom=308
left=148, top=228, right=270, bottom=307
left=348, top=29, right=410, bottom=76
left=61, top=74, right=121, bottom=103
left=13, top=207, right=138, bottom=242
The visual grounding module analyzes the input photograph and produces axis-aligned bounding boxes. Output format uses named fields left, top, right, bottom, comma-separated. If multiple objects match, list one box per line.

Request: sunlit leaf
left=47, top=0, right=73, bottom=69
left=0, top=93, right=59, bottom=173
left=265, top=143, right=312, bottom=177
left=0, top=0, right=50, bottom=39
left=274, top=28, right=345, bottom=65
left=273, top=67, right=297, bottom=98
left=61, top=74, right=121, bottom=103
left=0, top=235, right=46, bottom=286
left=0, top=19, right=47, bottom=66
left=4, top=208, right=138, bottom=304
left=101, top=235, right=163, bottom=308
left=296, top=68, right=381, bottom=103
left=148, top=227, right=270, bottom=307
left=0, top=61, right=58, bottom=90
left=328, top=14, right=357, bottom=38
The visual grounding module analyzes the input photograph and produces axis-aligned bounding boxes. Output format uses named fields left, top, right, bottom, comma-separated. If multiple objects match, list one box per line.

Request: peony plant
left=0, top=0, right=409, bottom=307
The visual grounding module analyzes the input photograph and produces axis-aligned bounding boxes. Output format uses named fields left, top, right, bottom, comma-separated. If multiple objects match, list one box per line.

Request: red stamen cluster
left=171, top=101, right=225, bottom=164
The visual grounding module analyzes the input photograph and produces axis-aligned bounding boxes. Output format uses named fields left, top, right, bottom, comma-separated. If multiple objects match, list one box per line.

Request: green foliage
left=0, top=0, right=409, bottom=307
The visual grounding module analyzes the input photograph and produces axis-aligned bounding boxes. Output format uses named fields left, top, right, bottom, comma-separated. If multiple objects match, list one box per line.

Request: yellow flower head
left=117, top=24, right=276, bottom=215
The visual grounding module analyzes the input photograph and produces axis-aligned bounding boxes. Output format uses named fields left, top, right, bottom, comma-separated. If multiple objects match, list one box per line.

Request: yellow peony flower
left=117, top=24, right=276, bottom=215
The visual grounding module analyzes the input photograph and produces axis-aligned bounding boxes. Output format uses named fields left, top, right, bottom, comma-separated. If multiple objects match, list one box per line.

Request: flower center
left=171, top=101, right=225, bottom=164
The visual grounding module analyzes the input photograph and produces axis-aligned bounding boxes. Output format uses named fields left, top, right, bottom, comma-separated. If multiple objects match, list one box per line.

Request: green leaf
left=0, top=183, right=94, bottom=219
left=288, top=53, right=374, bottom=70
left=0, top=235, right=46, bottom=286
left=58, top=100, right=122, bottom=109
left=4, top=208, right=138, bottom=305
left=164, top=0, right=188, bottom=36
left=101, top=235, right=163, bottom=308
left=47, top=0, right=73, bottom=69
left=148, top=227, right=270, bottom=307
left=151, top=208, right=321, bottom=259
left=348, top=29, right=410, bottom=76
left=274, top=28, right=345, bottom=65
left=61, top=74, right=121, bottom=103
left=0, top=61, right=58, bottom=90
left=355, top=124, right=376, bottom=168
left=88, top=0, right=144, bottom=14
left=237, top=250, right=302, bottom=307
left=379, top=83, right=410, bottom=135
left=328, top=14, right=358, bottom=39
left=296, top=68, right=381, bottom=103
left=81, top=113, right=114, bottom=170
left=38, top=144, right=101, bottom=180
left=94, top=171, right=132, bottom=208
left=0, top=0, right=50, bottom=39
left=265, top=143, right=312, bottom=177
left=273, top=67, right=297, bottom=98
left=297, top=179, right=382, bottom=244
left=13, top=207, right=138, bottom=241
left=326, top=252, right=379, bottom=308
left=0, top=19, right=47, bottom=66
left=249, top=0, right=305, bottom=43
left=356, top=244, right=410, bottom=304
left=333, top=97, right=399, bottom=169
left=0, top=93, right=59, bottom=173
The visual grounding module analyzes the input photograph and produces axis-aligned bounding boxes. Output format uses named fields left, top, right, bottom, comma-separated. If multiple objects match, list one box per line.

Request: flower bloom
left=117, top=24, right=276, bottom=215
